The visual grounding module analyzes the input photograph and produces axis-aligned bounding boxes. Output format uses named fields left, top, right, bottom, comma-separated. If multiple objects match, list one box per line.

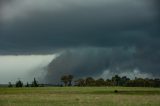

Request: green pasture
left=0, top=87, right=160, bottom=106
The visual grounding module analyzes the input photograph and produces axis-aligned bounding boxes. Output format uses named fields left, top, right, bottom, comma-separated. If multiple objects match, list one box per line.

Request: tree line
left=8, top=78, right=39, bottom=87
left=61, top=75, right=160, bottom=87
left=8, top=75, right=160, bottom=87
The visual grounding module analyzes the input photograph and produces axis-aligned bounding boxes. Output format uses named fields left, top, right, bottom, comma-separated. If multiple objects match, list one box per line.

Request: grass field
left=0, top=87, right=160, bottom=106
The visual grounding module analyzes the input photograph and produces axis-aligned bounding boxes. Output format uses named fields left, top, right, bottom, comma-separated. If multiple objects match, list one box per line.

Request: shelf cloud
left=0, top=0, right=160, bottom=83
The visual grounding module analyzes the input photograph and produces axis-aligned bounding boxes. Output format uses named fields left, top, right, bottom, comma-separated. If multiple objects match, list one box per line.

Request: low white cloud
left=99, top=68, right=154, bottom=80
left=0, top=54, right=57, bottom=84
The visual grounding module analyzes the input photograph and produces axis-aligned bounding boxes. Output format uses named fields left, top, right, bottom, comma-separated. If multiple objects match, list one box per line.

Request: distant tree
left=106, top=79, right=113, bottom=86
left=68, top=75, right=74, bottom=86
left=16, top=80, right=23, bottom=87
left=60, top=75, right=74, bottom=86
left=25, top=82, right=29, bottom=87
left=61, top=75, right=69, bottom=86
left=59, top=74, right=160, bottom=87
left=134, top=78, right=145, bottom=87
left=85, top=77, right=95, bottom=86
left=143, top=78, right=150, bottom=87
left=153, top=79, right=160, bottom=87
left=31, top=78, right=39, bottom=87
left=75, top=78, right=85, bottom=87
left=8, top=82, right=13, bottom=87
left=96, top=78, right=106, bottom=86
left=120, top=76, right=130, bottom=86
left=112, top=75, right=121, bottom=86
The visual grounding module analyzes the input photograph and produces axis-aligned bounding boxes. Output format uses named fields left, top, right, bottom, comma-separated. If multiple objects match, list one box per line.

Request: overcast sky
left=0, top=0, right=160, bottom=83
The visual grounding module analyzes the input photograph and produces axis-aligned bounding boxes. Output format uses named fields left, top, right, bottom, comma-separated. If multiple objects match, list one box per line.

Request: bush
left=114, top=90, right=118, bottom=93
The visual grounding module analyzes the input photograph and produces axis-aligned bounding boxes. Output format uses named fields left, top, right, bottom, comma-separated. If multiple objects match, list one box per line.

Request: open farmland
left=0, top=87, right=160, bottom=106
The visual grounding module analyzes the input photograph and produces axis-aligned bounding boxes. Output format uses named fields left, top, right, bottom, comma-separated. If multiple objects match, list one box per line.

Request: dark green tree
left=106, top=79, right=113, bottom=86
left=8, top=82, right=13, bottom=87
left=61, top=75, right=69, bottom=86
left=85, top=77, right=95, bottom=86
left=120, top=76, right=130, bottom=86
left=68, top=75, right=74, bottom=86
left=16, top=80, right=23, bottom=87
left=75, top=78, right=85, bottom=86
left=112, top=75, right=121, bottom=86
left=31, top=78, right=39, bottom=87
left=96, top=78, right=106, bottom=86
left=25, top=82, right=29, bottom=87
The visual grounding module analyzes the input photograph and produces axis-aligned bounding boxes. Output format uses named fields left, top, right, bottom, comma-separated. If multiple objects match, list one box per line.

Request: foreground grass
left=0, top=87, right=160, bottom=106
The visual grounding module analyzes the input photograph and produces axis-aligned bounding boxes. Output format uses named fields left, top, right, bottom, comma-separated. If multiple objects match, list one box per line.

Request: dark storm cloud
left=46, top=47, right=160, bottom=84
left=0, top=0, right=159, bottom=53
left=46, top=47, right=136, bottom=83
left=0, top=0, right=160, bottom=81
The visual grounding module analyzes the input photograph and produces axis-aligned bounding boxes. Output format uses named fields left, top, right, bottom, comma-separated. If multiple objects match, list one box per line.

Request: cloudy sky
left=0, top=0, right=160, bottom=84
